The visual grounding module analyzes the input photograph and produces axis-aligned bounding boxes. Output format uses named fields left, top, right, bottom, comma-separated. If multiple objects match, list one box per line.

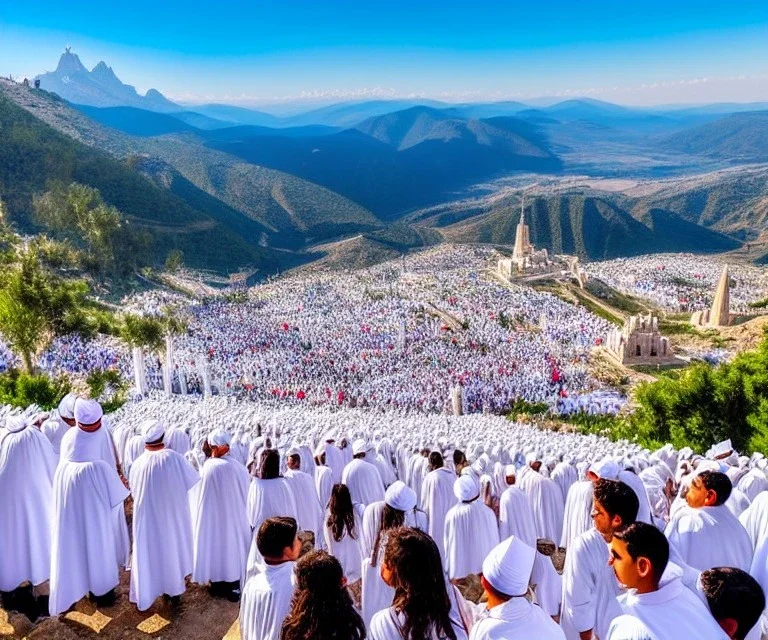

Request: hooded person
left=192, top=428, right=251, bottom=599
left=444, top=474, right=500, bottom=581
left=518, top=452, right=565, bottom=544
left=128, top=419, right=200, bottom=611
left=49, top=401, right=130, bottom=615
left=284, top=447, right=325, bottom=548
left=0, top=416, right=57, bottom=605
left=320, top=431, right=345, bottom=485
left=470, top=536, right=565, bottom=640
left=313, top=442, right=334, bottom=510
left=739, top=492, right=768, bottom=636
left=341, top=439, right=385, bottom=508
left=421, top=450, right=459, bottom=564
left=40, top=416, right=68, bottom=457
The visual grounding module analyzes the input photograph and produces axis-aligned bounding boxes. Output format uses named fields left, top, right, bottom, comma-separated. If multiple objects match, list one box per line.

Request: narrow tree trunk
left=21, top=350, right=34, bottom=374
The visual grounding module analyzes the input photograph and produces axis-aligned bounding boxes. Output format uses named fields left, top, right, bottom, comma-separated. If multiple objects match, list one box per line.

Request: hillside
left=663, top=111, right=768, bottom=163
left=74, top=105, right=199, bottom=137
left=0, top=90, right=297, bottom=274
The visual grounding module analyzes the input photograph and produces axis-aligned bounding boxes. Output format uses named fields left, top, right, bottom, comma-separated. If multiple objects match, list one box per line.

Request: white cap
left=208, top=429, right=231, bottom=447
left=589, top=458, right=620, bottom=480
left=141, top=419, right=165, bottom=444
left=385, top=481, right=417, bottom=511
left=5, top=416, right=27, bottom=433
left=454, top=474, right=480, bottom=502
left=286, top=446, right=301, bottom=457
left=58, top=393, right=78, bottom=420
left=352, top=438, right=366, bottom=455
left=504, top=464, right=516, bottom=478
left=482, top=535, right=535, bottom=596
left=74, top=398, right=103, bottom=426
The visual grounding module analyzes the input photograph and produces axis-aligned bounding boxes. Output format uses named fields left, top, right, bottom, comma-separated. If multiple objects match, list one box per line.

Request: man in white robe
left=606, top=522, right=728, bottom=640
left=240, top=516, right=300, bottom=640
left=552, top=460, right=578, bottom=503
left=41, top=417, right=68, bottom=457
left=470, top=535, right=565, bottom=640
left=341, top=439, right=385, bottom=507
left=739, top=492, right=768, bottom=636
left=519, top=454, right=565, bottom=544
left=420, top=451, right=458, bottom=563
left=0, top=416, right=56, bottom=616
left=129, top=419, right=199, bottom=611
left=321, top=431, right=345, bottom=485
left=444, top=475, right=499, bottom=581
left=313, top=443, right=333, bottom=509
left=192, top=429, right=251, bottom=599
left=284, top=448, right=324, bottom=548
left=49, top=400, right=130, bottom=615
left=665, top=470, right=752, bottom=572
left=561, top=479, right=595, bottom=549
left=561, top=479, right=639, bottom=640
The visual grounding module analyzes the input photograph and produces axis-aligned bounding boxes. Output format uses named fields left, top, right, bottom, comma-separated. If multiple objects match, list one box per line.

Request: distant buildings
left=606, top=313, right=679, bottom=365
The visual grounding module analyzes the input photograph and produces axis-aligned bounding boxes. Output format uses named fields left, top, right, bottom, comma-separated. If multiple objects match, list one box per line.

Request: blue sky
left=1, top=1, right=767, bottom=107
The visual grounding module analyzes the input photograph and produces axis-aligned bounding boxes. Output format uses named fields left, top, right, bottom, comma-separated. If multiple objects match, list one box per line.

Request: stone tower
left=512, top=195, right=533, bottom=261
left=709, top=264, right=731, bottom=327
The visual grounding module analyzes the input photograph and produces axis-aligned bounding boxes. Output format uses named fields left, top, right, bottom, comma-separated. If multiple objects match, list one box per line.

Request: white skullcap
left=525, top=451, right=540, bottom=464
left=322, top=429, right=337, bottom=442
left=454, top=474, right=480, bottom=502
left=482, top=535, right=535, bottom=596
left=385, top=481, right=417, bottom=511
left=352, top=438, right=366, bottom=455
left=5, top=416, right=27, bottom=433
left=208, top=429, right=231, bottom=447
left=504, top=464, right=516, bottom=478
left=58, top=393, right=78, bottom=420
left=589, top=458, right=620, bottom=480
left=141, top=419, right=165, bottom=444
left=74, top=398, right=103, bottom=426
left=286, top=446, right=301, bottom=457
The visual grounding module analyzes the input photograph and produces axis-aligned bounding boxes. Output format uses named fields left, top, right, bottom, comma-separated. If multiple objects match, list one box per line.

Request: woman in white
left=369, top=527, right=469, bottom=640
left=323, top=483, right=363, bottom=586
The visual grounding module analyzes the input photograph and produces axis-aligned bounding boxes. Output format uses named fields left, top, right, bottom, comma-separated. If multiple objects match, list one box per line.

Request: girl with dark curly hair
left=280, top=550, right=366, bottom=640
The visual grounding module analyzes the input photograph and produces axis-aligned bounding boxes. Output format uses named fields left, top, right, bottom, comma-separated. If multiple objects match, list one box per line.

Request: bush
left=86, top=368, right=127, bottom=413
left=0, top=369, right=71, bottom=409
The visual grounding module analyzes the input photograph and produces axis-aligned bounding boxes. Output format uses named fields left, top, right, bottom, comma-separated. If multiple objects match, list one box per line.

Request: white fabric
left=314, top=463, right=333, bottom=510
left=618, top=469, right=653, bottom=525
left=342, top=457, right=385, bottom=507
left=165, top=428, right=191, bottom=455
left=323, top=507, right=363, bottom=583
left=0, top=425, right=56, bottom=590
left=421, top=466, right=458, bottom=563
left=74, top=398, right=103, bottom=425
left=519, top=469, right=565, bottom=543
left=551, top=461, right=578, bottom=503
left=128, top=448, right=199, bottom=610
left=385, top=480, right=417, bottom=511
left=41, top=418, right=69, bottom=456
left=239, top=560, right=296, bottom=640
left=665, top=504, right=753, bottom=571
left=560, top=480, right=594, bottom=548
left=247, top=476, right=299, bottom=529
left=57, top=392, right=77, bottom=420
left=360, top=500, right=429, bottom=560
left=49, top=458, right=130, bottom=615
left=739, top=492, right=768, bottom=626
left=192, top=455, right=251, bottom=584
left=141, top=419, right=165, bottom=444
left=444, top=500, right=499, bottom=580
left=284, top=468, right=324, bottom=538
left=482, top=535, right=535, bottom=596
left=469, top=597, right=565, bottom=640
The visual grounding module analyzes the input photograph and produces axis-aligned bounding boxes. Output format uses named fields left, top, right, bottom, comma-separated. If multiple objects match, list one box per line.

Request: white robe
left=618, top=470, right=653, bottom=525
left=560, top=480, right=594, bottom=549
left=551, top=462, right=578, bottom=503
left=192, top=456, right=251, bottom=585
left=165, top=429, right=191, bottom=456
left=42, top=419, right=69, bottom=456
left=342, top=458, right=385, bottom=508
left=738, top=469, right=768, bottom=503
left=128, top=448, right=199, bottom=610
left=469, top=598, right=565, bottom=640
left=240, top=561, right=296, bottom=640
left=49, top=458, right=129, bottom=615
left=560, top=528, right=623, bottom=640
left=314, top=464, right=333, bottom=510
left=0, top=426, right=56, bottom=590
left=360, top=501, right=429, bottom=559
left=284, top=468, right=324, bottom=540
left=607, top=574, right=728, bottom=640
left=323, top=507, right=363, bottom=583
left=324, top=443, right=345, bottom=485
left=519, top=470, right=565, bottom=544
left=665, top=504, right=752, bottom=572
left=421, top=466, right=458, bottom=563
left=739, top=492, right=768, bottom=632
left=247, top=477, right=299, bottom=529
left=122, top=434, right=146, bottom=478
left=444, top=500, right=500, bottom=580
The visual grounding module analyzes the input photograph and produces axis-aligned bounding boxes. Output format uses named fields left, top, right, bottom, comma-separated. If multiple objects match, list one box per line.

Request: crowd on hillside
left=1, top=393, right=767, bottom=640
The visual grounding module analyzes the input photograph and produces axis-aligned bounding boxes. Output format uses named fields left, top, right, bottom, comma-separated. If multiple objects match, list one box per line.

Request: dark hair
left=428, top=451, right=444, bottom=471
left=259, top=448, right=281, bottom=480
left=327, top=484, right=357, bottom=542
left=453, top=449, right=466, bottom=467
left=383, top=527, right=457, bottom=640
left=372, top=504, right=406, bottom=566
left=594, top=478, right=639, bottom=526
left=280, top=551, right=366, bottom=640
left=201, top=439, right=212, bottom=459
left=698, top=471, right=732, bottom=506
left=288, top=453, right=301, bottom=469
left=700, top=567, right=766, bottom=640
left=257, top=516, right=297, bottom=559
left=613, top=522, right=669, bottom=585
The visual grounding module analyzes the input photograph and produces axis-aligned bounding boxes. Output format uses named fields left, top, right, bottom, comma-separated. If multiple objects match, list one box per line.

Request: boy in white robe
left=0, top=416, right=56, bottom=618
left=192, top=429, right=251, bottom=600
left=606, top=522, right=728, bottom=640
left=128, top=420, right=199, bottom=611
left=444, top=475, right=499, bottom=581
left=49, top=401, right=130, bottom=615
left=470, top=535, right=565, bottom=640
left=561, top=478, right=639, bottom=640
left=240, top=517, right=300, bottom=640
left=665, top=470, right=752, bottom=572
left=420, top=451, right=458, bottom=564
left=341, top=439, right=385, bottom=507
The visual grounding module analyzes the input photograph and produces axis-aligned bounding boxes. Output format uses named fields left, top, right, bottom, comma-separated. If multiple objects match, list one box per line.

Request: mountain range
left=0, top=50, right=762, bottom=276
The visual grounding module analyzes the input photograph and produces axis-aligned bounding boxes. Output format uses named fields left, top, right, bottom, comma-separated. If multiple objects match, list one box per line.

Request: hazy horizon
left=2, top=0, right=767, bottom=109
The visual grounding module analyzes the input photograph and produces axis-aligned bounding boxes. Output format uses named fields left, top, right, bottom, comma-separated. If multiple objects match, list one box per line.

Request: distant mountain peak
left=55, top=48, right=87, bottom=75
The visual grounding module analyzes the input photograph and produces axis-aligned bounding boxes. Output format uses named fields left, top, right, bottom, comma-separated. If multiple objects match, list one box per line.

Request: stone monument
left=498, top=195, right=552, bottom=278
left=606, top=313, right=678, bottom=365
left=690, top=265, right=731, bottom=328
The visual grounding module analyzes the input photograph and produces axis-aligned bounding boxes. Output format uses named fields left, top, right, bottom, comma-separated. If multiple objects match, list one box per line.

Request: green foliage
left=165, top=249, right=184, bottom=273
left=86, top=368, right=127, bottom=413
left=507, top=398, right=550, bottom=418
left=749, top=297, right=768, bottom=309
left=120, top=313, right=165, bottom=351
left=0, top=368, right=70, bottom=409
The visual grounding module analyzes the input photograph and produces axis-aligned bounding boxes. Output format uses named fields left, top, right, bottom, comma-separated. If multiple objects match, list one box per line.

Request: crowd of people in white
left=1, top=392, right=767, bottom=640
left=585, top=255, right=768, bottom=314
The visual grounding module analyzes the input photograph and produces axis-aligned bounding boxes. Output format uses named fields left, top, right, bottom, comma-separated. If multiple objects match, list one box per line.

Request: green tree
left=165, top=249, right=184, bottom=273
left=120, top=313, right=165, bottom=352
